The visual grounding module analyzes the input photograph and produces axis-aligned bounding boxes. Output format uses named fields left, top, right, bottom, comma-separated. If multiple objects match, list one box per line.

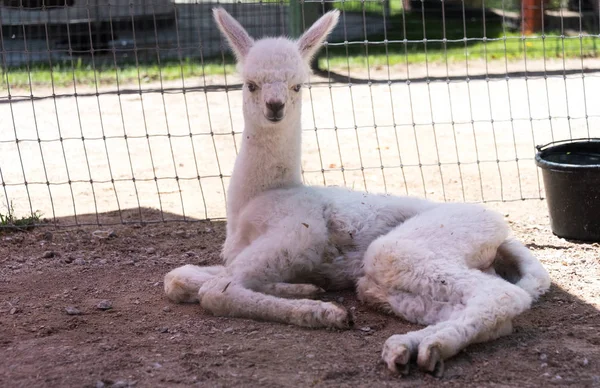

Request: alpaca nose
left=266, top=101, right=285, bottom=114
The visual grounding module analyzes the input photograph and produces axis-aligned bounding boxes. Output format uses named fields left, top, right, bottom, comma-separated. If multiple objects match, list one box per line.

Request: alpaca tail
left=494, top=238, right=551, bottom=300
left=164, top=264, right=225, bottom=303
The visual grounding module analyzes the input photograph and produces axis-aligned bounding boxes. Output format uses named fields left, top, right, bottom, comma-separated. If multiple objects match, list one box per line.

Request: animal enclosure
left=1, top=0, right=600, bottom=226
left=2, top=3, right=600, bottom=387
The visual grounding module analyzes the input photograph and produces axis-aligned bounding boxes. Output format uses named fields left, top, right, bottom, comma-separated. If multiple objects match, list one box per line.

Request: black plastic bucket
left=535, top=138, right=600, bottom=242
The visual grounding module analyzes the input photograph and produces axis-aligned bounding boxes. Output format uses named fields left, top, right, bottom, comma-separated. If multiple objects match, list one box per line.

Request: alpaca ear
left=296, top=9, right=340, bottom=62
left=213, top=7, right=254, bottom=61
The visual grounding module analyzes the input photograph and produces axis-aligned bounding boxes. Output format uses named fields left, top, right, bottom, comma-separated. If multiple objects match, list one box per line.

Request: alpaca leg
left=494, top=238, right=551, bottom=300
left=357, top=276, right=464, bottom=326
left=360, top=281, right=465, bottom=376
left=382, top=271, right=532, bottom=377
left=383, top=317, right=513, bottom=377
left=197, top=230, right=353, bottom=328
left=259, top=283, right=325, bottom=299
left=198, top=276, right=353, bottom=328
left=224, top=228, right=329, bottom=293
left=164, top=265, right=225, bottom=303
left=164, top=264, right=324, bottom=301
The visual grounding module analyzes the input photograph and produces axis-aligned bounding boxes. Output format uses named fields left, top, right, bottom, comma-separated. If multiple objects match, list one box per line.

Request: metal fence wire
left=0, top=0, right=599, bottom=227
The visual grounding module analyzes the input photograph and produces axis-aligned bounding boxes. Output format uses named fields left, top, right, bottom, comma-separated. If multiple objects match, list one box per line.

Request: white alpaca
left=164, top=8, right=550, bottom=377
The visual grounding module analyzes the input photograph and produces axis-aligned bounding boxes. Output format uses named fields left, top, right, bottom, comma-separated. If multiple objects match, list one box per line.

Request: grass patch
left=332, top=0, right=404, bottom=15
left=0, top=9, right=598, bottom=89
left=320, top=11, right=600, bottom=69
left=1, top=58, right=237, bottom=90
left=0, top=203, right=42, bottom=233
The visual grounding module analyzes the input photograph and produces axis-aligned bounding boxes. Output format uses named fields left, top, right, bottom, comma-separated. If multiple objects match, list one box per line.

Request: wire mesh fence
left=0, top=0, right=599, bottom=228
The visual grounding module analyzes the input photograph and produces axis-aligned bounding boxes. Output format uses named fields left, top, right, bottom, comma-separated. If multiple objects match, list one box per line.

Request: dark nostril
left=267, top=101, right=285, bottom=113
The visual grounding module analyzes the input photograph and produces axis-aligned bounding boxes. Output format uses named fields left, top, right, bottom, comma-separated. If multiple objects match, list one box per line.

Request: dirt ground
left=1, top=200, right=599, bottom=388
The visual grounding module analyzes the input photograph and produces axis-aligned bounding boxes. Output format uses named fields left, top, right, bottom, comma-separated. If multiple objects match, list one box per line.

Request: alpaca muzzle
left=265, top=101, right=285, bottom=122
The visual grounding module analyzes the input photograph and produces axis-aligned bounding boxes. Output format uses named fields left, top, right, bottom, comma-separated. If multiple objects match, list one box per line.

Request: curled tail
left=164, top=264, right=225, bottom=303
left=494, top=238, right=551, bottom=300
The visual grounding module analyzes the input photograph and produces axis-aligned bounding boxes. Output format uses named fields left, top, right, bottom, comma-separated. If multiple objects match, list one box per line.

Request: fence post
left=289, top=0, right=303, bottom=39
left=521, top=0, right=544, bottom=34
left=289, top=0, right=322, bottom=70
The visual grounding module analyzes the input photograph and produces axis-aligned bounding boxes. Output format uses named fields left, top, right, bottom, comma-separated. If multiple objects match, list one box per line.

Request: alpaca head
left=213, top=7, right=339, bottom=128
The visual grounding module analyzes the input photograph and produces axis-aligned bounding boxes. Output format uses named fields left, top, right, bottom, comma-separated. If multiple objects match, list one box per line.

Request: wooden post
left=521, top=0, right=544, bottom=35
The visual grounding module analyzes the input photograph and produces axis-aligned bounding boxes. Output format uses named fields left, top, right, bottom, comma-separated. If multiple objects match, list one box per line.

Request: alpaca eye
left=247, top=82, right=257, bottom=92
left=292, top=84, right=302, bottom=92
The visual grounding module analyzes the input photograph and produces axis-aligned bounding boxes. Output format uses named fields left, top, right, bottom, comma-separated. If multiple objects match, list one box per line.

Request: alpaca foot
left=164, top=265, right=223, bottom=303
left=322, top=302, right=354, bottom=329
left=382, top=335, right=412, bottom=375
left=417, top=343, right=444, bottom=378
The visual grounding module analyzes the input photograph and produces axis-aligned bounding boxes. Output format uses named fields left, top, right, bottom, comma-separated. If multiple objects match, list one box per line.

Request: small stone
left=162, top=306, right=171, bottom=313
left=360, top=326, right=372, bottom=332
left=112, top=381, right=128, bottom=388
left=541, top=363, right=548, bottom=368
left=581, top=358, right=589, bottom=366
left=95, top=381, right=106, bottom=388
left=65, top=306, right=81, bottom=315
left=336, top=297, right=344, bottom=303
left=306, top=354, right=314, bottom=359
left=63, top=257, right=73, bottom=264
left=554, top=375, right=562, bottom=380
left=42, top=231, right=53, bottom=241
left=96, top=300, right=112, bottom=310
left=42, top=250, right=56, bottom=258
left=159, top=327, right=169, bottom=333
left=539, top=353, right=547, bottom=361
left=223, top=327, right=234, bottom=333
left=99, top=259, right=108, bottom=265
left=184, top=251, right=197, bottom=258
left=92, top=230, right=117, bottom=239
left=174, top=230, right=187, bottom=238
left=74, top=258, right=86, bottom=265
left=9, top=307, right=20, bottom=315
left=152, top=362, right=162, bottom=369
left=146, top=247, right=156, bottom=255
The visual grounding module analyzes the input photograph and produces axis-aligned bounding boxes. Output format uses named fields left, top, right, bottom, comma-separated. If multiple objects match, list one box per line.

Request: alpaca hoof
left=321, top=302, right=354, bottom=329
left=382, top=336, right=412, bottom=376
left=392, top=347, right=411, bottom=376
left=302, top=285, right=326, bottom=299
left=164, top=272, right=197, bottom=303
left=337, top=305, right=355, bottom=329
left=418, top=345, right=444, bottom=378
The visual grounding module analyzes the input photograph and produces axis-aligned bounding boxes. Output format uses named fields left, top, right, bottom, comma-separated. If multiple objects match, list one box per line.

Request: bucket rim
left=535, top=138, right=600, bottom=171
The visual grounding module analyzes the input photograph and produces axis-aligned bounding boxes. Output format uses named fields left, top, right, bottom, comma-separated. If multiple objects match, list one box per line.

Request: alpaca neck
left=226, top=115, right=303, bottom=229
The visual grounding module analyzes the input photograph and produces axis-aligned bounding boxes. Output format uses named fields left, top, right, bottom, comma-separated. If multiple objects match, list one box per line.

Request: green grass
left=1, top=58, right=237, bottom=90
left=0, top=10, right=598, bottom=89
left=319, top=12, right=600, bottom=69
left=332, top=0, right=404, bottom=15
left=0, top=203, right=42, bottom=233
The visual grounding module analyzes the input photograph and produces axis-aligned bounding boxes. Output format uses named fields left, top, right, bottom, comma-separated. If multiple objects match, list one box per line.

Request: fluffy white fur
left=164, top=8, right=551, bottom=377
